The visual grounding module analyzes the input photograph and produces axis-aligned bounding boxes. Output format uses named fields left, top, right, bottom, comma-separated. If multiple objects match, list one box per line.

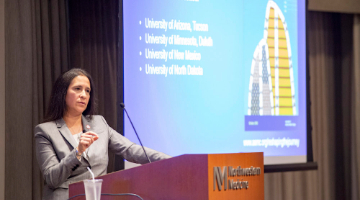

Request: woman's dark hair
left=44, top=68, right=97, bottom=122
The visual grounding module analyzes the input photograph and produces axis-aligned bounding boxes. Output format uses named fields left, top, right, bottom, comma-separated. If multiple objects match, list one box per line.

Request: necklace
left=69, top=125, right=83, bottom=135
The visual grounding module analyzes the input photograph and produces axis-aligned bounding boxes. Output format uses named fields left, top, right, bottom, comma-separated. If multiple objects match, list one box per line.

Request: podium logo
left=213, top=166, right=261, bottom=191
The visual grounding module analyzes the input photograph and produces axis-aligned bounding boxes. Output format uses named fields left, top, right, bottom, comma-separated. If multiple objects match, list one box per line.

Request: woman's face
left=65, top=75, right=91, bottom=116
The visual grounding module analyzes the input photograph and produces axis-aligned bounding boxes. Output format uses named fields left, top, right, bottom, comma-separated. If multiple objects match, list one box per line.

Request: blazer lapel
left=82, top=115, right=93, bottom=163
left=56, top=118, right=77, bottom=149
left=82, top=115, right=92, bottom=133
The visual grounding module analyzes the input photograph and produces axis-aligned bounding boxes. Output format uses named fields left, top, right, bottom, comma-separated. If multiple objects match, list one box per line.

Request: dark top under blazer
left=35, top=115, right=170, bottom=200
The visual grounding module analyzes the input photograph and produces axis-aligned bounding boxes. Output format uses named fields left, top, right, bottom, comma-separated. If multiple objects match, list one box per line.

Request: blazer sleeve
left=35, top=125, right=81, bottom=189
left=102, top=117, right=171, bottom=164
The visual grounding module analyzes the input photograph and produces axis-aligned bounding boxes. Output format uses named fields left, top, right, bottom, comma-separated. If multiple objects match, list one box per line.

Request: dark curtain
left=264, top=12, right=359, bottom=200
left=68, top=0, right=119, bottom=173
left=4, top=0, right=360, bottom=199
left=5, top=0, right=119, bottom=199
left=5, top=0, right=69, bottom=199
left=351, top=14, right=360, bottom=200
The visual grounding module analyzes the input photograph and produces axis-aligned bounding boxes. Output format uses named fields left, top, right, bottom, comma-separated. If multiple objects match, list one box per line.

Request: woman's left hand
left=77, top=131, right=99, bottom=154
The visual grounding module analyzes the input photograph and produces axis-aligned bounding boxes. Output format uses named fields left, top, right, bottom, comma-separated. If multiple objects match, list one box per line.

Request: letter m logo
left=213, top=166, right=227, bottom=191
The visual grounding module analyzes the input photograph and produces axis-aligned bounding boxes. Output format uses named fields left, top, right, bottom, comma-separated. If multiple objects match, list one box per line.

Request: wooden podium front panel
left=208, top=153, right=264, bottom=200
left=69, top=153, right=264, bottom=200
left=70, top=154, right=210, bottom=200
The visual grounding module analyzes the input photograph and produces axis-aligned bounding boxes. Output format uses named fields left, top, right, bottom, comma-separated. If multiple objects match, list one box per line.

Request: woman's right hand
left=77, top=131, right=99, bottom=154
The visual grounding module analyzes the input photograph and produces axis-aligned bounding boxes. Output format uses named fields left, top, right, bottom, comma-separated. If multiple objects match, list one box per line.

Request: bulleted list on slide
left=138, top=18, right=213, bottom=77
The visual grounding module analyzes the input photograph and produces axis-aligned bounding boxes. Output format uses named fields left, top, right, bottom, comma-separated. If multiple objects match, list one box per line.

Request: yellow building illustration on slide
left=248, top=0, right=296, bottom=116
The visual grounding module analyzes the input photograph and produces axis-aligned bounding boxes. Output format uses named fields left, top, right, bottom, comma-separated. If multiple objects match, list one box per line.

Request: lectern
left=69, top=152, right=264, bottom=200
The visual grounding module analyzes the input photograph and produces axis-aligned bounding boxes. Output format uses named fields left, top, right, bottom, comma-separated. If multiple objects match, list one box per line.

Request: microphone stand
left=121, top=103, right=151, bottom=163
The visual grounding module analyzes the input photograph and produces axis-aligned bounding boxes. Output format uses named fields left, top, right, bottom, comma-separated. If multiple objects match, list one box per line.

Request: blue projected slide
left=123, top=0, right=306, bottom=165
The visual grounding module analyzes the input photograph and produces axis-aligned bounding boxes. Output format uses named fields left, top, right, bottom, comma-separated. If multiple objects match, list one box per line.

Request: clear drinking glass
left=83, top=179, right=103, bottom=200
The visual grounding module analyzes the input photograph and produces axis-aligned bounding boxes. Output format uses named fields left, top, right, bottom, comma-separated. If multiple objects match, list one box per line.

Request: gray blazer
left=35, top=115, right=171, bottom=200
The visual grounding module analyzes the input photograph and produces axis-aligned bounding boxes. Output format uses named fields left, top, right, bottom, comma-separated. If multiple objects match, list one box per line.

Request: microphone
left=120, top=103, right=152, bottom=163
left=81, top=124, right=91, bottom=163
left=83, top=125, right=91, bottom=133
